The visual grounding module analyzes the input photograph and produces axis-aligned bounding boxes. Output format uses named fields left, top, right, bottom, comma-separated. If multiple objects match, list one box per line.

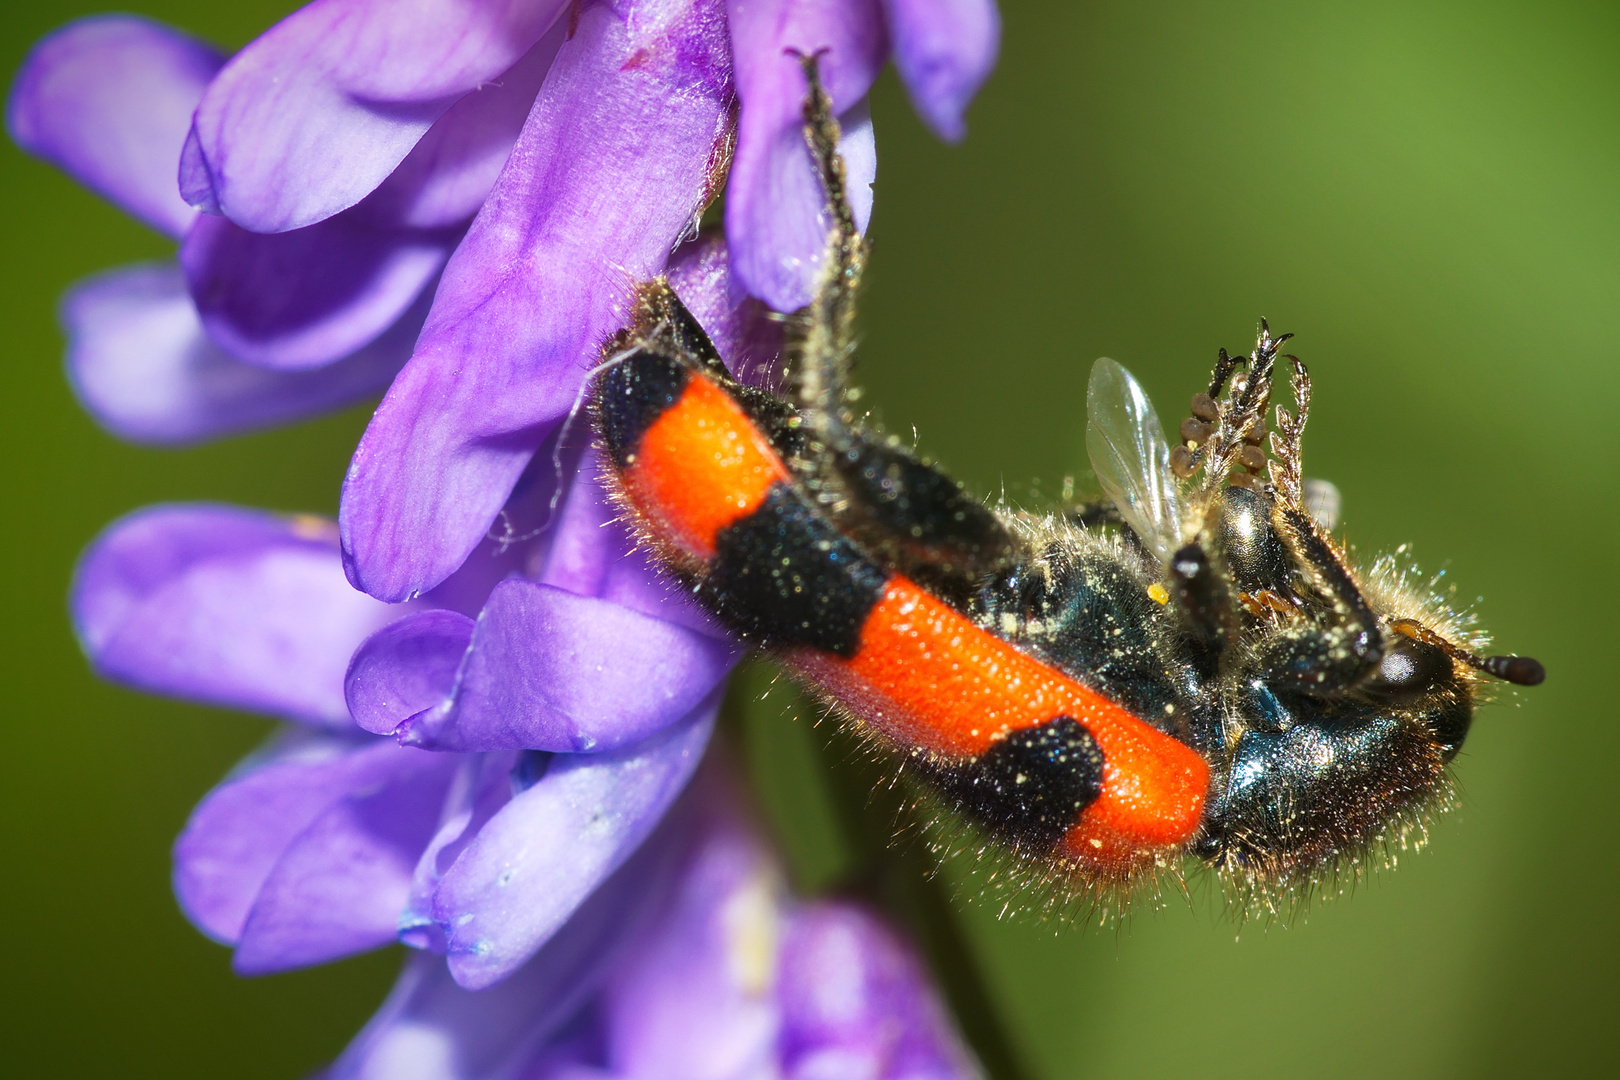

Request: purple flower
left=71, top=481, right=726, bottom=987
left=72, top=505, right=401, bottom=728
left=341, top=231, right=755, bottom=765
left=68, top=456, right=980, bottom=1071
left=347, top=448, right=738, bottom=756
left=62, top=193, right=784, bottom=987
left=10, top=1, right=1001, bottom=604
left=60, top=260, right=430, bottom=444
left=328, top=774, right=981, bottom=1080
left=5, top=16, right=457, bottom=442
left=22, top=0, right=998, bottom=1063
left=330, top=0, right=997, bottom=604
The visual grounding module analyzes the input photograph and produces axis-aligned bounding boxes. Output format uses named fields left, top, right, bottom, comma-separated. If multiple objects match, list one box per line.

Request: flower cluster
left=329, top=774, right=979, bottom=1079
left=13, top=0, right=1000, bottom=1073
left=72, top=491, right=977, bottom=1077
left=66, top=226, right=779, bottom=991
left=11, top=0, right=998, bottom=607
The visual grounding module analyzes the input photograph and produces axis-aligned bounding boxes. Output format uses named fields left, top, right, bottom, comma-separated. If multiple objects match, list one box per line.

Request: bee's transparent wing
left=1085, top=358, right=1183, bottom=564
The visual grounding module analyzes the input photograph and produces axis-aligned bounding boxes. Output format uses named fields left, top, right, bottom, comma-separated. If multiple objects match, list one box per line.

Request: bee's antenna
left=1390, top=618, right=1546, bottom=686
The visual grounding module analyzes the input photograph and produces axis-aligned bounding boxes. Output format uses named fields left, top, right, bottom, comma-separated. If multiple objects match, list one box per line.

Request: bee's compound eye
left=1362, top=634, right=1454, bottom=705
left=1429, top=695, right=1473, bottom=762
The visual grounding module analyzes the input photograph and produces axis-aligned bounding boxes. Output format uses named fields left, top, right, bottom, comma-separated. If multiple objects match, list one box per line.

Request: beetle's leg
left=611, top=277, right=732, bottom=378
left=603, top=271, right=822, bottom=470
left=1253, top=504, right=1385, bottom=696
left=820, top=428, right=1019, bottom=602
left=789, top=51, right=864, bottom=455
left=786, top=55, right=1019, bottom=600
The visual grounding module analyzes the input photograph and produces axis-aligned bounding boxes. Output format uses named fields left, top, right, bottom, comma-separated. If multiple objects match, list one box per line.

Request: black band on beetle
left=704, top=485, right=889, bottom=657
left=598, top=350, right=690, bottom=467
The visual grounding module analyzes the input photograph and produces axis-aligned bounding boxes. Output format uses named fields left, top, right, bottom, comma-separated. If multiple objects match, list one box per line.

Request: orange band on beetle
left=794, top=577, right=1208, bottom=857
left=616, top=372, right=1207, bottom=865
left=622, top=375, right=790, bottom=559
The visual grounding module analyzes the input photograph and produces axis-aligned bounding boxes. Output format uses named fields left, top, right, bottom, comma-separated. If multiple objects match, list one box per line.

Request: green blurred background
left=2, top=1, right=1614, bottom=1076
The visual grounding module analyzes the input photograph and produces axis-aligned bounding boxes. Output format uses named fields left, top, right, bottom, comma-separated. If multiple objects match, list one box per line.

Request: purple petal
left=398, top=752, right=521, bottom=954
left=724, top=0, right=884, bottom=311
left=181, top=210, right=458, bottom=371
left=72, top=504, right=404, bottom=727
left=339, top=0, right=735, bottom=602
left=232, top=745, right=458, bottom=974
left=520, top=1040, right=609, bottom=1080
left=174, top=735, right=425, bottom=944
left=346, top=609, right=474, bottom=737
left=600, top=804, right=782, bottom=1077
left=62, top=262, right=421, bottom=444
left=364, top=21, right=565, bottom=230
left=6, top=16, right=222, bottom=238
left=399, top=578, right=737, bottom=753
left=534, top=448, right=722, bottom=637
left=433, top=697, right=718, bottom=989
left=526, top=450, right=622, bottom=600
left=323, top=951, right=576, bottom=1080
left=411, top=448, right=571, bottom=618
left=328, top=801, right=693, bottom=1079
left=777, top=904, right=979, bottom=1080
left=882, top=0, right=999, bottom=142
left=726, top=95, right=874, bottom=313
left=181, top=0, right=570, bottom=232
left=352, top=448, right=736, bottom=752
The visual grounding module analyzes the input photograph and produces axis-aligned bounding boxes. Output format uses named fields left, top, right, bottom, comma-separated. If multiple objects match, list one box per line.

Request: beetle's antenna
left=1171, top=320, right=1291, bottom=493
left=1390, top=618, right=1547, bottom=686
left=1267, top=353, right=1310, bottom=507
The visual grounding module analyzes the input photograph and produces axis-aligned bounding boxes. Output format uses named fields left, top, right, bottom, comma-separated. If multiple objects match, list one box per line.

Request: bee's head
left=1187, top=481, right=1540, bottom=883
left=1086, top=326, right=1542, bottom=888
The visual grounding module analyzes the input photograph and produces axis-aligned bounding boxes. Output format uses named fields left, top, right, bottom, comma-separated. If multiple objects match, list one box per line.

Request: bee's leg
left=1171, top=324, right=1287, bottom=492
left=787, top=55, right=1018, bottom=601
left=1254, top=625, right=1382, bottom=698
left=1253, top=358, right=1381, bottom=692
